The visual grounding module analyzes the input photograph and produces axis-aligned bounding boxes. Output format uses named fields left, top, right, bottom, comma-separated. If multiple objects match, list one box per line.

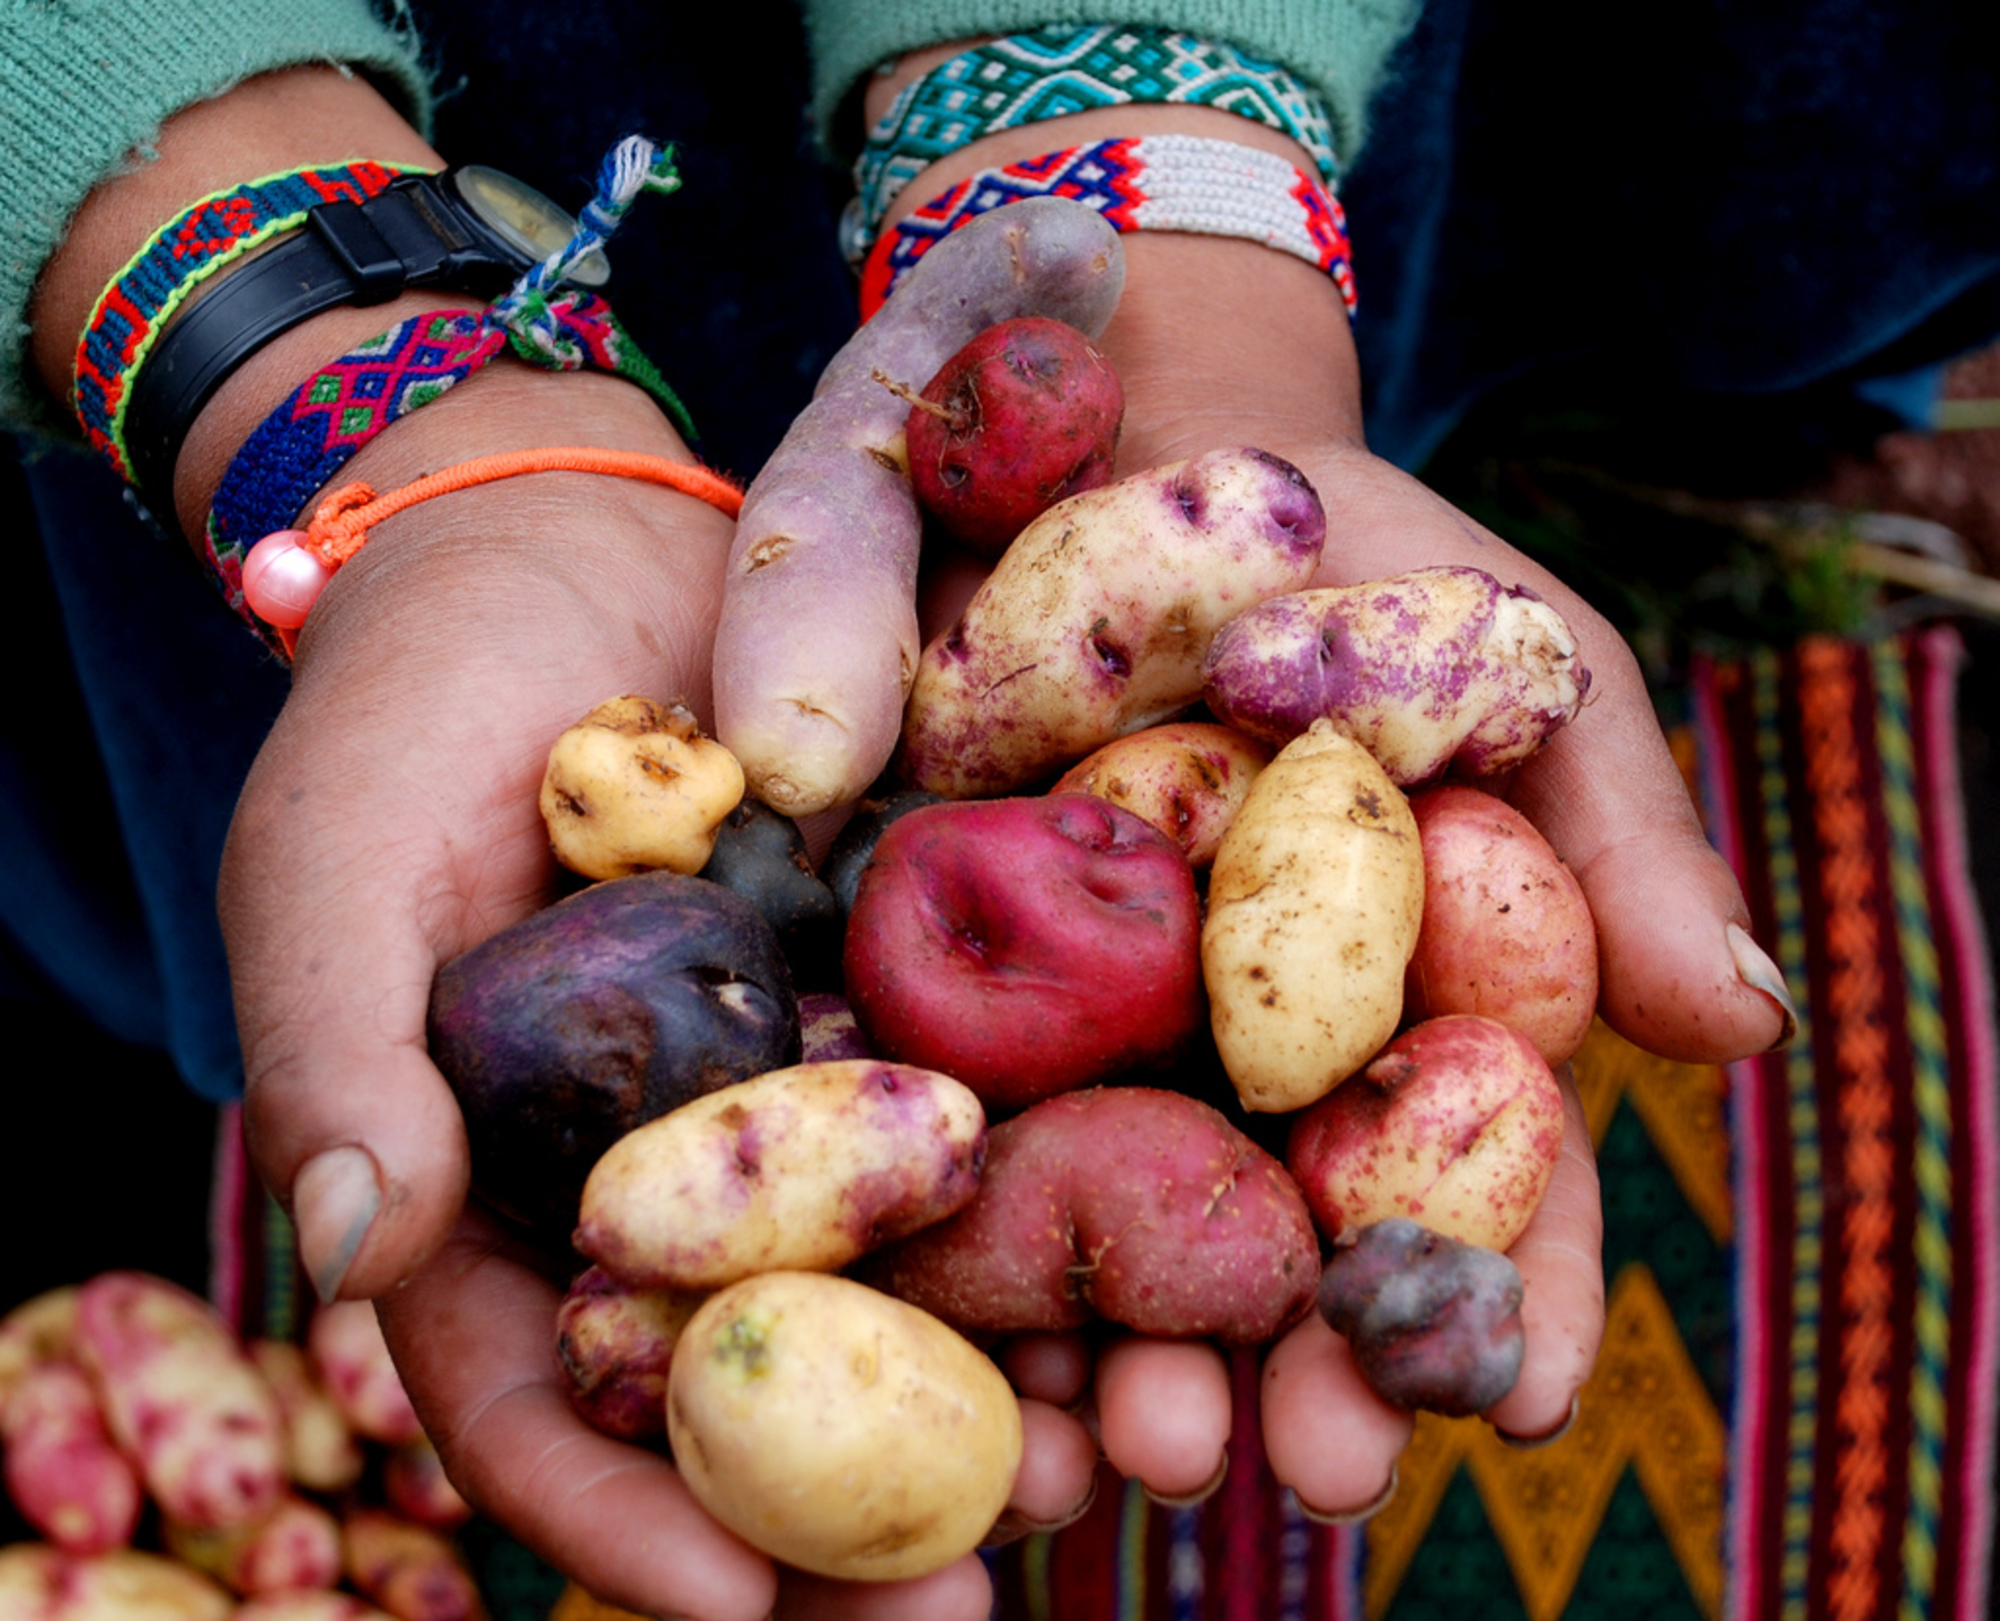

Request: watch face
left=451, top=165, right=611, bottom=287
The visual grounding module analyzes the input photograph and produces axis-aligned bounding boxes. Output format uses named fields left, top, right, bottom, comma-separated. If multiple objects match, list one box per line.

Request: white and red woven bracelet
left=858, top=134, right=1356, bottom=319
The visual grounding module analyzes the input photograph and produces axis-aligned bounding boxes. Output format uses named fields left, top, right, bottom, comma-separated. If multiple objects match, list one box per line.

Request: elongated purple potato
left=713, top=199, right=1126, bottom=817
left=1201, top=565, right=1591, bottom=785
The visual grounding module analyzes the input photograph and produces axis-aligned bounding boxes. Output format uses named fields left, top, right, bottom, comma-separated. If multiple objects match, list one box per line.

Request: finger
left=997, top=1332, right=1093, bottom=1408
left=376, top=1210, right=778, bottom=1621
left=989, top=1398, right=1100, bottom=1540
left=1260, top=1313, right=1412, bottom=1518
left=776, top=1555, right=993, bottom=1621
left=1303, top=449, right=1794, bottom=1064
left=1485, top=1071, right=1605, bottom=1442
left=1095, top=1337, right=1232, bottom=1502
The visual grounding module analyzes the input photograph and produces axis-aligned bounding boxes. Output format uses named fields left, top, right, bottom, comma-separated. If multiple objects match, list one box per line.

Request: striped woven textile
left=207, top=626, right=1997, bottom=1621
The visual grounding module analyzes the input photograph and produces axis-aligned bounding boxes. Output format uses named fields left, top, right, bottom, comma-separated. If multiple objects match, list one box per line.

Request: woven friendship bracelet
left=73, top=161, right=425, bottom=481
left=201, top=296, right=691, bottom=643
left=843, top=26, right=1339, bottom=267
left=859, top=135, right=1356, bottom=320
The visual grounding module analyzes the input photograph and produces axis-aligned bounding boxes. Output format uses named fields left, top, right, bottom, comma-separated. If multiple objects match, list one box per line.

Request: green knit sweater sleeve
left=2, top=0, right=431, bottom=430
left=799, top=0, right=1423, bottom=167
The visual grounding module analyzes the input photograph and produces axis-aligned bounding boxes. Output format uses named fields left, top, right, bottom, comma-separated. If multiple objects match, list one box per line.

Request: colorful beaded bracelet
left=73, top=161, right=425, bottom=482
left=843, top=26, right=1340, bottom=267
left=203, top=296, right=689, bottom=646
left=859, top=135, right=1356, bottom=320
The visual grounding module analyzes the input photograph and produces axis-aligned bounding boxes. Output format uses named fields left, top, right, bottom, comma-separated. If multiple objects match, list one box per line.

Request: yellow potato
left=540, top=695, right=746, bottom=879
left=1202, top=720, right=1425, bottom=1112
left=667, top=1271, right=1021, bottom=1582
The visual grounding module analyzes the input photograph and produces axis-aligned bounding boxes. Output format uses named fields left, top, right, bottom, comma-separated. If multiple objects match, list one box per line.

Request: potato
left=427, top=871, right=800, bottom=1234
left=554, top=1267, right=704, bottom=1444
left=235, top=1595, right=399, bottom=1621
left=574, top=1059, right=986, bottom=1291
left=896, top=446, right=1325, bottom=799
left=163, top=1491, right=343, bottom=1597
left=0, top=1286, right=80, bottom=1418
left=796, top=990, right=872, bottom=1062
left=858, top=1086, right=1320, bottom=1345
left=1404, top=784, right=1598, bottom=1064
left=666, top=1271, right=1022, bottom=1582
left=1202, top=720, right=1426, bottom=1112
left=72, top=1272, right=285, bottom=1533
left=1201, top=566, right=1591, bottom=784
left=900, top=315, right=1123, bottom=556
left=382, top=1437, right=471, bottom=1532
left=306, top=1301, right=420, bottom=1448
left=1, top=1360, right=142, bottom=1554
left=0, top=1545, right=234, bottom=1620
left=539, top=696, right=745, bottom=880
left=714, top=197, right=1127, bottom=817
left=248, top=1340, right=364, bottom=1494
left=1285, top=1015, right=1566, bottom=1252
left=842, top=795, right=1204, bottom=1109
left=1050, top=720, right=1272, bottom=866
left=1318, top=1219, right=1526, bottom=1416
left=341, top=1508, right=487, bottom=1621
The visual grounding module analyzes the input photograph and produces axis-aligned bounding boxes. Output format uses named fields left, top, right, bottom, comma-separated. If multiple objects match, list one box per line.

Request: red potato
left=1405, top=785, right=1599, bottom=1064
left=0, top=1359, right=143, bottom=1554
left=1286, top=1015, right=1566, bottom=1253
left=842, top=795, right=1205, bottom=1110
left=163, top=1491, right=344, bottom=1597
left=896, top=447, right=1326, bottom=800
left=249, top=1340, right=365, bottom=1494
left=0, top=1544, right=234, bottom=1619
left=1051, top=720, right=1273, bottom=866
left=71, top=1272, right=285, bottom=1533
left=901, top=315, right=1123, bottom=555
left=554, top=1266, right=704, bottom=1444
left=382, top=1436, right=472, bottom=1533
left=858, top=1086, right=1320, bottom=1345
left=1201, top=565, right=1591, bottom=784
left=713, top=197, right=1127, bottom=817
left=307, top=1301, right=421, bottom=1449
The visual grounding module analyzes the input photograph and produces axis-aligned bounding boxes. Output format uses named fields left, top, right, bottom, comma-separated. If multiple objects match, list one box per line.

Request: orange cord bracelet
left=238, top=446, right=745, bottom=655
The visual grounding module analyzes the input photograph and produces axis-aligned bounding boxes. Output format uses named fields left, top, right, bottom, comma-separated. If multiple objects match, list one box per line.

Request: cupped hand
left=218, top=364, right=1097, bottom=1619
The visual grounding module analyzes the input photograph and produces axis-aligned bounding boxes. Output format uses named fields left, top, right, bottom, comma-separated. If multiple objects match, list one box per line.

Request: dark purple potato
left=1317, top=1218, right=1525, bottom=1417
left=697, top=797, right=840, bottom=986
left=819, top=789, right=945, bottom=920
left=428, top=872, right=800, bottom=1237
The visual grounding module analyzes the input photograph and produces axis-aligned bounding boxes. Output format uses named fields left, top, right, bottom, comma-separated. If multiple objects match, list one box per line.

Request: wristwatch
left=124, top=164, right=610, bottom=506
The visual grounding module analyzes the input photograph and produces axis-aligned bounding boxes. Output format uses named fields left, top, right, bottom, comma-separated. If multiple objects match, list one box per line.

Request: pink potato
left=249, top=1339, right=365, bottom=1494
left=859, top=1087, right=1319, bottom=1344
left=71, top=1271, right=285, bottom=1533
left=553, top=1266, right=705, bottom=1443
left=164, top=1491, right=344, bottom=1597
left=0, top=1359, right=143, bottom=1554
left=1051, top=720, right=1272, bottom=866
left=842, top=794, right=1205, bottom=1109
left=307, top=1300, right=422, bottom=1449
left=1405, top=784, right=1599, bottom=1064
left=901, top=315, right=1123, bottom=556
left=383, top=1436, right=472, bottom=1532
left=1286, top=1015, right=1566, bottom=1253
left=1201, top=565, right=1591, bottom=784
left=342, top=1508, right=487, bottom=1621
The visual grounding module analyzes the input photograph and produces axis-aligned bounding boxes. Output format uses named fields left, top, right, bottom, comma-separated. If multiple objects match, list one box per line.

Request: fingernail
left=1294, top=1464, right=1398, bottom=1527
left=1728, top=924, right=1798, bottom=1049
left=1145, top=1454, right=1228, bottom=1510
left=293, top=1146, right=383, bottom=1303
left=986, top=1475, right=1098, bottom=1545
left=1495, top=1393, right=1581, bottom=1450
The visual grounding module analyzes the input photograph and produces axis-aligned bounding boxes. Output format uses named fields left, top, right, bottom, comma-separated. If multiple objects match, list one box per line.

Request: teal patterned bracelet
left=842, top=25, right=1340, bottom=267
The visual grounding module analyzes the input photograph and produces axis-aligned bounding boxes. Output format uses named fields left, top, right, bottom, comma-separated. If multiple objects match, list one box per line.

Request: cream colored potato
left=574, top=1060, right=986, bottom=1291
left=1202, top=721, right=1425, bottom=1112
left=540, top=695, right=746, bottom=879
left=897, top=447, right=1324, bottom=799
left=1051, top=720, right=1272, bottom=866
left=667, top=1272, right=1022, bottom=1581
left=0, top=1545, right=235, bottom=1620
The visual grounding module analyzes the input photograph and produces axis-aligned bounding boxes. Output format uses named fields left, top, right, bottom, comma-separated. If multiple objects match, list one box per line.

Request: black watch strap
left=122, top=178, right=532, bottom=507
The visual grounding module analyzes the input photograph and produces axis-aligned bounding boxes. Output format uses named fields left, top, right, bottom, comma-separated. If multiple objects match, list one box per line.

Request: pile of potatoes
left=426, top=200, right=1601, bottom=1585
left=0, top=1273, right=487, bottom=1620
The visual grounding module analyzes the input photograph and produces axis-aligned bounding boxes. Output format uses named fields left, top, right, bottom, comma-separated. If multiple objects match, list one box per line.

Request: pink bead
left=241, top=531, right=333, bottom=629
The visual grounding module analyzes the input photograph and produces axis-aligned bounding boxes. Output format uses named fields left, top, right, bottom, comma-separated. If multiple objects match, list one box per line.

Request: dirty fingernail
left=987, top=1475, right=1098, bottom=1545
left=294, top=1146, right=382, bottom=1303
left=1294, top=1464, right=1398, bottom=1526
left=1495, top=1393, right=1580, bottom=1450
left=1145, top=1454, right=1228, bottom=1509
left=1728, top=924, right=1798, bottom=1049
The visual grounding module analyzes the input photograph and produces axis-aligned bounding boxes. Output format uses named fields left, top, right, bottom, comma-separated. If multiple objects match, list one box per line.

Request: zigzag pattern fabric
left=845, top=25, right=1339, bottom=266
